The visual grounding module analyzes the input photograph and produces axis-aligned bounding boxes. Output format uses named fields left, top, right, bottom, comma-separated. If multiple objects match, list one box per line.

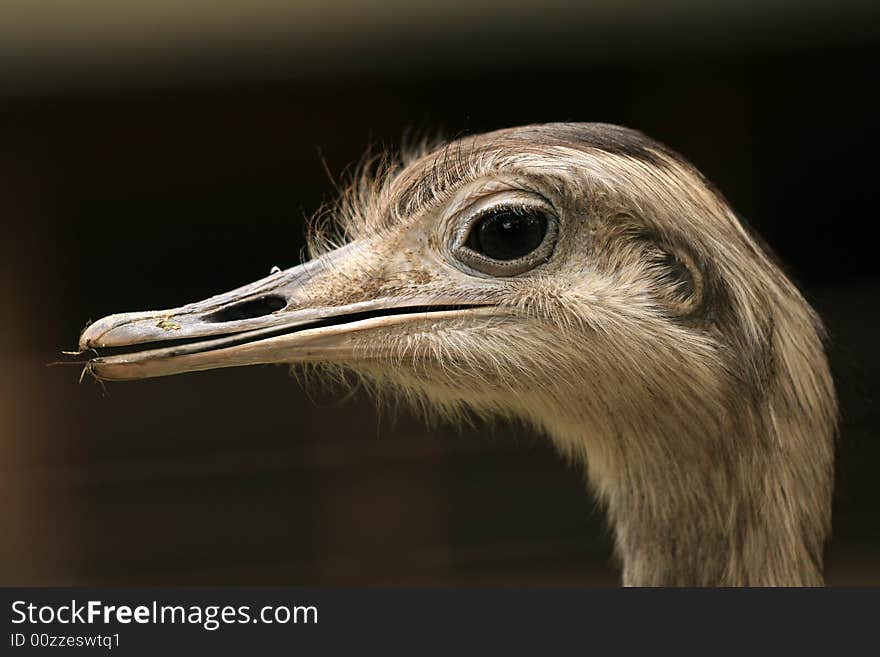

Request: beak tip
left=78, top=312, right=152, bottom=350
left=78, top=323, right=100, bottom=351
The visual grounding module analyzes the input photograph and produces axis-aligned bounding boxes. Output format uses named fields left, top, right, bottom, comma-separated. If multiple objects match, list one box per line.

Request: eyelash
left=463, top=203, right=531, bottom=232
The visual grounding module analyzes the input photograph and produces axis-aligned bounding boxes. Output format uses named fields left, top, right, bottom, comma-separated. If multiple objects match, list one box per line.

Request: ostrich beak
left=78, top=241, right=490, bottom=381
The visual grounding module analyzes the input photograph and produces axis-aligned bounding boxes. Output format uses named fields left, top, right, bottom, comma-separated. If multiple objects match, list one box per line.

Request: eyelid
left=448, top=190, right=559, bottom=277
left=452, top=190, right=555, bottom=247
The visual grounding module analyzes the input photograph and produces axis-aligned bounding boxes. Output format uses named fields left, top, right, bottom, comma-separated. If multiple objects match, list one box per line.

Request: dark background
left=1, top=1, right=878, bottom=585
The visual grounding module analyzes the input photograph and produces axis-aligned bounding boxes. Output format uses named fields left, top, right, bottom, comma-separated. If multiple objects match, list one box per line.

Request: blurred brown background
left=1, top=1, right=878, bottom=585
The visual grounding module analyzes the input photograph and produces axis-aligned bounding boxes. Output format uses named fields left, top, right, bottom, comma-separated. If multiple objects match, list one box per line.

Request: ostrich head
left=78, top=123, right=836, bottom=586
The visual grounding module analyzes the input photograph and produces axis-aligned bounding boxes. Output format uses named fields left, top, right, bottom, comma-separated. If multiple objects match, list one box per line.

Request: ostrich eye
left=452, top=195, right=558, bottom=277
left=466, top=208, right=549, bottom=261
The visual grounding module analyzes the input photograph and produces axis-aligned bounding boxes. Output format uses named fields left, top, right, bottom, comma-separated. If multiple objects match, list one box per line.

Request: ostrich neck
left=555, top=412, right=829, bottom=587
left=609, top=467, right=823, bottom=587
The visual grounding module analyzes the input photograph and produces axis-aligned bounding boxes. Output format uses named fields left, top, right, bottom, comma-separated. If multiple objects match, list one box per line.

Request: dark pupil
left=468, top=209, right=548, bottom=261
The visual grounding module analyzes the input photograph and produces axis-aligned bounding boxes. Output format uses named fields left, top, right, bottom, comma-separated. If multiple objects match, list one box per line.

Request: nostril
left=204, top=295, right=287, bottom=323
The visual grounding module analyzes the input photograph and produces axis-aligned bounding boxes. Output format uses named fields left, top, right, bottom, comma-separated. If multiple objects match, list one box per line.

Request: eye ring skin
left=447, top=190, right=560, bottom=277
